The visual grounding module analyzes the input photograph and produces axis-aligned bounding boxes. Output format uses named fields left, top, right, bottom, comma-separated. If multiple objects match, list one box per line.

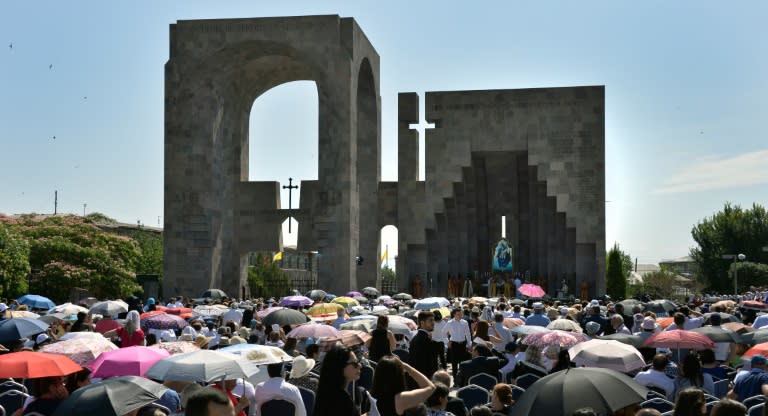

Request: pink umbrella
left=518, top=283, right=546, bottom=298
left=521, top=330, right=589, bottom=348
left=141, top=313, right=188, bottom=331
left=346, top=291, right=363, bottom=297
left=90, top=346, right=170, bottom=378
left=287, top=323, right=342, bottom=339
left=256, top=306, right=284, bottom=318
left=642, top=330, right=716, bottom=350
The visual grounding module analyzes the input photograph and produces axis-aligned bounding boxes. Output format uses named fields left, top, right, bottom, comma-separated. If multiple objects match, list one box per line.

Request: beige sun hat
left=194, top=334, right=213, bottom=349
left=290, top=355, right=316, bottom=379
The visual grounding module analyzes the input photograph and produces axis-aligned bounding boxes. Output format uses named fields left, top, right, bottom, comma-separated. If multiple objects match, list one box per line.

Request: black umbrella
left=362, top=287, right=380, bottom=297
left=703, top=313, right=741, bottom=325
left=598, top=333, right=645, bottom=349
left=201, top=289, right=227, bottom=299
left=645, top=299, right=676, bottom=315
left=392, top=293, right=413, bottom=301
left=617, top=299, right=643, bottom=311
left=510, top=367, right=648, bottom=416
left=690, top=326, right=740, bottom=343
left=53, top=376, right=168, bottom=416
left=262, top=308, right=310, bottom=327
left=307, top=289, right=327, bottom=301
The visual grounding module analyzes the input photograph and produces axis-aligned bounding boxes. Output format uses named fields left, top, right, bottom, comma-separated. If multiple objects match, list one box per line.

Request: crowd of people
left=1, top=289, right=768, bottom=416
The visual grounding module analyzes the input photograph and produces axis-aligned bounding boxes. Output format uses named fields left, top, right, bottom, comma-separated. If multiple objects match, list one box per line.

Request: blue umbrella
left=0, top=318, right=50, bottom=342
left=17, top=294, right=56, bottom=310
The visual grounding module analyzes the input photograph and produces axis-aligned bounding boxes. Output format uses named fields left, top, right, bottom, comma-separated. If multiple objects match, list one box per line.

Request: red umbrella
left=140, top=310, right=165, bottom=320
left=741, top=301, right=768, bottom=311
left=519, top=283, right=546, bottom=298
left=165, top=307, right=193, bottom=316
left=642, top=330, right=715, bottom=350
left=743, top=343, right=768, bottom=360
left=0, top=351, right=82, bottom=378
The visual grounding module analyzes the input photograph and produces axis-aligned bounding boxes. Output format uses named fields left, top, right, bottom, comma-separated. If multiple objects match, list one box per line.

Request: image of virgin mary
left=492, top=239, right=513, bottom=272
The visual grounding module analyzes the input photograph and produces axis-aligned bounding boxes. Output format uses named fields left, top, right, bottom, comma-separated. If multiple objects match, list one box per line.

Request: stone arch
left=164, top=16, right=381, bottom=298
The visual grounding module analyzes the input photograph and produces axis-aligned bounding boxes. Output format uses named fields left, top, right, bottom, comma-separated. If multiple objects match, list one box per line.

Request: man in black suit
left=408, top=310, right=440, bottom=381
left=455, top=343, right=501, bottom=387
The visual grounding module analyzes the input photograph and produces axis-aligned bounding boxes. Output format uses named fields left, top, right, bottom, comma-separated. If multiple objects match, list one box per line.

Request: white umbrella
left=49, top=303, right=88, bottom=316
left=59, top=331, right=108, bottom=341
left=414, top=297, right=450, bottom=310
left=145, top=350, right=261, bottom=383
left=568, top=339, right=645, bottom=373
left=218, top=344, right=293, bottom=365
left=193, top=306, right=224, bottom=317
left=547, top=319, right=584, bottom=333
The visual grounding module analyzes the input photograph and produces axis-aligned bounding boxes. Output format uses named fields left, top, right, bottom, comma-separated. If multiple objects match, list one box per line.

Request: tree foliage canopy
left=0, top=226, right=31, bottom=297
left=606, top=243, right=628, bottom=299
left=690, top=203, right=768, bottom=292
left=248, top=253, right=290, bottom=299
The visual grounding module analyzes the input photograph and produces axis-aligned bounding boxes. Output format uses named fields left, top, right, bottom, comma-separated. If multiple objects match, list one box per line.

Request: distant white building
left=629, top=263, right=660, bottom=285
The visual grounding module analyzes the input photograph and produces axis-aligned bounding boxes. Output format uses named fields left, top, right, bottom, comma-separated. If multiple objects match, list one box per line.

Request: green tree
left=732, top=261, right=768, bottom=293
left=632, top=269, right=678, bottom=300
left=15, top=215, right=142, bottom=302
left=381, top=265, right=396, bottom=281
left=248, top=253, right=291, bottom=299
left=606, top=243, right=627, bottom=299
left=0, top=225, right=31, bottom=297
left=128, top=229, right=163, bottom=278
left=690, top=203, right=768, bottom=292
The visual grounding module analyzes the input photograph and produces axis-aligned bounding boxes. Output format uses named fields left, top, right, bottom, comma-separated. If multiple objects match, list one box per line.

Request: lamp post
left=722, top=253, right=746, bottom=295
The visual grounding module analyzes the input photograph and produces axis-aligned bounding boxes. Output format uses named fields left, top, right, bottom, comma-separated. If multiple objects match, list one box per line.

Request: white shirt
left=433, top=320, right=448, bottom=345
left=752, top=314, right=768, bottom=329
left=254, top=377, right=306, bottom=416
left=222, top=309, right=244, bottom=326
left=500, top=352, right=519, bottom=380
left=444, top=318, right=472, bottom=345
left=492, top=322, right=513, bottom=351
left=634, top=368, right=675, bottom=401
left=232, top=379, right=258, bottom=416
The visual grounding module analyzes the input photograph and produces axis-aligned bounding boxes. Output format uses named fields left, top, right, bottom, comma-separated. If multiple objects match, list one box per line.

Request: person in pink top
left=104, top=310, right=145, bottom=347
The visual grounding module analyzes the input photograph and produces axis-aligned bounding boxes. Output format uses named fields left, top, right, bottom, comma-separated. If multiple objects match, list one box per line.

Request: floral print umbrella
left=41, top=337, right=118, bottom=366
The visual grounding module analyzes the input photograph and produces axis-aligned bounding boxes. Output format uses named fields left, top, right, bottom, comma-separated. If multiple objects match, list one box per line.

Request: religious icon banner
left=492, top=239, right=513, bottom=272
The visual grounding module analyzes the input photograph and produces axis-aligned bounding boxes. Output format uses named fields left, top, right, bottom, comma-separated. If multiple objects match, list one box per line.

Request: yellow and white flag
left=273, top=252, right=283, bottom=261
left=380, top=248, right=388, bottom=264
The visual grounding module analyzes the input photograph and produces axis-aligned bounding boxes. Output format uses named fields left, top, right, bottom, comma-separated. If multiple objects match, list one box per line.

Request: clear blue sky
left=2, top=1, right=767, bottom=267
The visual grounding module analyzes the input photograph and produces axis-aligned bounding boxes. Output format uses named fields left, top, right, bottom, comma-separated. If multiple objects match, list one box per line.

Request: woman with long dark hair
left=674, top=354, right=715, bottom=397
left=314, top=344, right=362, bottom=416
left=673, top=387, right=706, bottom=416
left=370, top=355, right=435, bottom=416
left=367, top=315, right=396, bottom=363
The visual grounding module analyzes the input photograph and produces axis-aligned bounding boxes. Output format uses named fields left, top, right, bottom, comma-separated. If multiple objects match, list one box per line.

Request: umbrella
left=17, top=294, right=56, bottom=310
left=90, top=346, right=170, bottom=378
left=645, top=299, right=676, bottom=314
left=193, top=306, right=224, bottom=317
left=547, top=319, right=583, bottom=333
left=509, top=367, right=648, bottom=416
left=59, top=331, right=108, bottom=341
left=140, top=310, right=165, bottom=320
left=617, top=299, right=643, bottom=311
left=145, top=350, right=261, bottom=382
left=712, top=300, right=737, bottom=310
left=723, top=322, right=753, bottom=334
left=656, top=317, right=674, bottom=329
left=0, top=351, right=82, bottom=378
left=511, top=325, right=552, bottom=336
left=642, top=330, right=715, bottom=350
left=256, top=306, right=284, bottom=318
left=262, top=308, right=310, bottom=327
left=8, top=310, right=40, bottom=318
left=308, top=289, right=327, bottom=301
left=340, top=320, right=374, bottom=332
left=598, top=333, right=647, bottom=349
left=519, top=284, right=546, bottom=298
left=743, top=343, right=768, bottom=360
left=383, top=299, right=400, bottom=307
left=307, top=303, right=345, bottom=318
left=340, top=330, right=371, bottom=347
left=78, top=297, right=100, bottom=307
left=414, top=297, right=450, bottom=310
left=201, top=289, right=227, bottom=299
left=704, top=313, right=741, bottom=324
left=353, top=296, right=369, bottom=304
left=38, top=313, right=68, bottom=325
left=150, top=341, right=200, bottom=355
left=346, top=291, right=363, bottom=297
left=279, top=295, right=313, bottom=307
left=521, top=330, right=588, bottom=348
left=392, top=293, right=413, bottom=301
left=219, top=344, right=293, bottom=365
left=386, top=321, right=414, bottom=338
left=739, top=330, right=768, bottom=345
left=41, top=337, right=117, bottom=366
left=568, top=340, right=645, bottom=373
left=324, top=294, right=337, bottom=301
left=141, top=313, right=189, bottom=331
left=332, top=297, right=361, bottom=308
left=690, top=326, right=740, bottom=343
left=48, top=302, right=89, bottom=315
left=287, top=323, right=342, bottom=339
left=503, top=318, right=525, bottom=329
left=469, top=296, right=488, bottom=304
left=741, top=300, right=768, bottom=311
left=362, top=287, right=380, bottom=297
left=0, top=317, right=50, bottom=342
left=509, top=298, right=526, bottom=306
left=388, top=315, right=418, bottom=330
left=431, top=307, right=452, bottom=319
left=53, top=376, right=168, bottom=416
left=89, top=300, right=129, bottom=317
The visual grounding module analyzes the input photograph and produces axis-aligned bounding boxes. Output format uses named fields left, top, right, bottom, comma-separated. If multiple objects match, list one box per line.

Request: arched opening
left=248, top=81, right=318, bottom=217
left=380, top=225, right=398, bottom=293
left=356, top=58, right=380, bottom=290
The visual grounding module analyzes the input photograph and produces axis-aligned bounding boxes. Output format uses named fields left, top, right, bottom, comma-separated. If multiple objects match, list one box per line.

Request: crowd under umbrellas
left=0, top=288, right=767, bottom=415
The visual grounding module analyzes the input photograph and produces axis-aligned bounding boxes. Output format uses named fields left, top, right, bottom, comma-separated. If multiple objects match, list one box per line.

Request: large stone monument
left=163, top=15, right=605, bottom=299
